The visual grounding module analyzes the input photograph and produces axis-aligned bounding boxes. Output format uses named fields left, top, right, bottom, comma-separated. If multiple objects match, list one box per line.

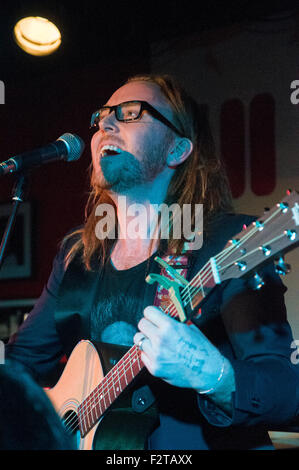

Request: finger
left=138, top=316, right=159, bottom=339
left=140, top=351, right=152, bottom=373
left=133, top=332, right=143, bottom=343
left=143, top=305, right=175, bottom=328
left=133, top=332, right=145, bottom=347
left=133, top=330, right=152, bottom=349
left=140, top=350, right=169, bottom=380
left=139, top=336, right=152, bottom=354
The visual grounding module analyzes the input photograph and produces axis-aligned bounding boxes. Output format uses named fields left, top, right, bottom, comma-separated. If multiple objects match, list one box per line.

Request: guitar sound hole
left=62, top=410, right=79, bottom=436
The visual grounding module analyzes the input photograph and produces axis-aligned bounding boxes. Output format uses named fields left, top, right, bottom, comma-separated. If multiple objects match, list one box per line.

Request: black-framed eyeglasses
left=90, top=100, right=184, bottom=137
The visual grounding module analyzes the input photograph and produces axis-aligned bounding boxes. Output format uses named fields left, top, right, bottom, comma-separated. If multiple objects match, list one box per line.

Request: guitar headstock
left=217, top=190, right=299, bottom=284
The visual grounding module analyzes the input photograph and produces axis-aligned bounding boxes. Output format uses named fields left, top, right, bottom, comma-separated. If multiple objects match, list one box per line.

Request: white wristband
left=198, top=356, right=226, bottom=395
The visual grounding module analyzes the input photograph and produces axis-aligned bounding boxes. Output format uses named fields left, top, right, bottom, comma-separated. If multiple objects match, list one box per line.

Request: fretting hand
left=133, top=306, right=234, bottom=395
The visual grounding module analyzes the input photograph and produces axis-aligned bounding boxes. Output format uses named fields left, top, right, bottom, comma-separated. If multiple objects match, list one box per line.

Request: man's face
left=91, top=81, right=177, bottom=193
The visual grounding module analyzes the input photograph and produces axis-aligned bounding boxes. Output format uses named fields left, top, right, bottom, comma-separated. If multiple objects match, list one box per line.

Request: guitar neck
left=181, top=259, right=217, bottom=314
left=78, top=344, right=144, bottom=437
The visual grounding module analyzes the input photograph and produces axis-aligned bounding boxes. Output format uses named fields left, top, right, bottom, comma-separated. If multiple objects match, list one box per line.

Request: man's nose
left=99, top=110, right=119, bottom=133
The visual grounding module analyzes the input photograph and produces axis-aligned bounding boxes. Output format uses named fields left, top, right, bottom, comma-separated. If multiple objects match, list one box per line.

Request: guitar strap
left=131, top=250, right=200, bottom=415
left=153, top=251, right=202, bottom=321
left=154, top=253, right=190, bottom=313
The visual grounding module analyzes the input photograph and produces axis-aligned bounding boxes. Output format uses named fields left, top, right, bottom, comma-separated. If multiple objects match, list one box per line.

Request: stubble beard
left=95, top=144, right=169, bottom=194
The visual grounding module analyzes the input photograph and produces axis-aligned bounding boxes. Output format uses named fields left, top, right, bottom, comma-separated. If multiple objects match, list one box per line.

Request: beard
left=95, top=139, right=170, bottom=193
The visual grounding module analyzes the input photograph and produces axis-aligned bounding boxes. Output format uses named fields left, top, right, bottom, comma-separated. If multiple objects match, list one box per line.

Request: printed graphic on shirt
left=90, top=292, right=145, bottom=346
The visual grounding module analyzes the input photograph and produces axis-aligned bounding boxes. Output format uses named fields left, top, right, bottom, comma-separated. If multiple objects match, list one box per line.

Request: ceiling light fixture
left=13, top=16, right=61, bottom=56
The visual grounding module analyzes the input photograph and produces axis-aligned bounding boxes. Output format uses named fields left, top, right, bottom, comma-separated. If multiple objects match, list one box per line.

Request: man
left=5, top=74, right=299, bottom=450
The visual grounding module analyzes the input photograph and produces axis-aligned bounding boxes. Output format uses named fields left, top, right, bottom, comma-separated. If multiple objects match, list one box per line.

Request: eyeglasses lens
left=117, top=102, right=141, bottom=121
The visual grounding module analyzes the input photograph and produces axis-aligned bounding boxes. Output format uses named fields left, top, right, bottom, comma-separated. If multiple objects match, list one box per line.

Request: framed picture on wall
left=0, top=201, right=32, bottom=279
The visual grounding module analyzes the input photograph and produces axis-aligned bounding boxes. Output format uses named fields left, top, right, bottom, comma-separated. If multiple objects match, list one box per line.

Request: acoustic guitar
left=45, top=190, right=299, bottom=449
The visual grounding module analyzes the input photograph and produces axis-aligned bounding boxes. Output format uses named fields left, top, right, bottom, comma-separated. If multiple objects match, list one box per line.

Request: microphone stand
left=0, top=172, right=30, bottom=271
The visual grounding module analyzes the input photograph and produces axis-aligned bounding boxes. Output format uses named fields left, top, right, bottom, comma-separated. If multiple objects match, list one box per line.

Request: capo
left=145, top=256, right=188, bottom=322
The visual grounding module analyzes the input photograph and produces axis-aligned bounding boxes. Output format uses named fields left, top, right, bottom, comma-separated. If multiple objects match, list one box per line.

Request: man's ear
left=166, top=137, right=193, bottom=168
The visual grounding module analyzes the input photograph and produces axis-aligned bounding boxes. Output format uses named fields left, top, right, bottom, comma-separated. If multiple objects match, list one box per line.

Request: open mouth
left=100, top=145, right=123, bottom=157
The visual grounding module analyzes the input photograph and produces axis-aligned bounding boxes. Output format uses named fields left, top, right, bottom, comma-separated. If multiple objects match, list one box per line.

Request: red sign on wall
left=220, top=93, right=276, bottom=198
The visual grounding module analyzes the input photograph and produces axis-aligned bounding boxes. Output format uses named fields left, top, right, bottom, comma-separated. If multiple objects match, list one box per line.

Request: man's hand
left=133, top=305, right=233, bottom=395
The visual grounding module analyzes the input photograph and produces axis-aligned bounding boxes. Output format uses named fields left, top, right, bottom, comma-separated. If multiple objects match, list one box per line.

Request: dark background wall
left=0, top=0, right=297, bottom=302
left=0, top=60, right=151, bottom=299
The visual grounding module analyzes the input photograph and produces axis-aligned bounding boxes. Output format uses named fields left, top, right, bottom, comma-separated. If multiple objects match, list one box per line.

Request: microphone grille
left=57, top=133, right=85, bottom=162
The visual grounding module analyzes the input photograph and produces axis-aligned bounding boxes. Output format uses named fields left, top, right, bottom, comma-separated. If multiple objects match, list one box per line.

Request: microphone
left=0, top=133, right=85, bottom=176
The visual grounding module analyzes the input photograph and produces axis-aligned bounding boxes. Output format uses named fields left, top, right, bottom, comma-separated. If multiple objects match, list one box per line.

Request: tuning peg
left=259, top=245, right=271, bottom=256
left=275, top=256, right=291, bottom=275
left=248, top=273, right=264, bottom=290
left=284, top=229, right=297, bottom=241
left=277, top=202, right=289, bottom=213
left=254, top=220, right=264, bottom=231
left=252, top=273, right=265, bottom=290
left=235, top=261, right=247, bottom=271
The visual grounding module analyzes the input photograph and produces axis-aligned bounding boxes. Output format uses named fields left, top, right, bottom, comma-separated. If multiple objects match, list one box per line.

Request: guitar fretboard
left=78, top=344, right=144, bottom=437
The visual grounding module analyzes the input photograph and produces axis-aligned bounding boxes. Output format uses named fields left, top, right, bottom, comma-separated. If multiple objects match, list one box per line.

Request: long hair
left=63, top=74, right=233, bottom=270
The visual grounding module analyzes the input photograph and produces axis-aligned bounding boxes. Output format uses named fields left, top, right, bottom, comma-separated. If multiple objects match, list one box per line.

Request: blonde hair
left=63, top=74, right=233, bottom=270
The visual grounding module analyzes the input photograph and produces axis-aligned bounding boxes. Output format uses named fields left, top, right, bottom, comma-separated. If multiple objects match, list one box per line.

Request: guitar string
left=66, top=220, right=291, bottom=434
left=178, top=227, right=260, bottom=303
left=63, top=207, right=282, bottom=433
left=182, top=222, right=290, bottom=304
left=179, top=224, right=262, bottom=302
left=67, top=252, right=230, bottom=434
left=180, top=225, right=260, bottom=302
left=63, top=346, right=145, bottom=434
left=179, top=205, right=286, bottom=303
left=211, top=205, right=284, bottom=266
left=63, top=204, right=291, bottom=433
left=64, top=308, right=176, bottom=433
left=63, top=207, right=284, bottom=433
left=64, top=244, right=232, bottom=434
left=65, top=303, right=177, bottom=433
left=63, top=270, right=215, bottom=434
left=63, top=259, right=221, bottom=432
left=218, top=232, right=287, bottom=272
left=63, top=306, right=179, bottom=433
left=181, top=229, right=288, bottom=310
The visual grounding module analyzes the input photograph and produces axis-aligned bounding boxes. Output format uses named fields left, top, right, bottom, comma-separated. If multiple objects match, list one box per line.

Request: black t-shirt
left=90, top=255, right=156, bottom=346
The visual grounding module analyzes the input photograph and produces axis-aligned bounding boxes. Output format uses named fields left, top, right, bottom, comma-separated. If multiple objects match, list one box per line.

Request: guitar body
left=45, top=340, right=158, bottom=450
left=45, top=340, right=103, bottom=450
